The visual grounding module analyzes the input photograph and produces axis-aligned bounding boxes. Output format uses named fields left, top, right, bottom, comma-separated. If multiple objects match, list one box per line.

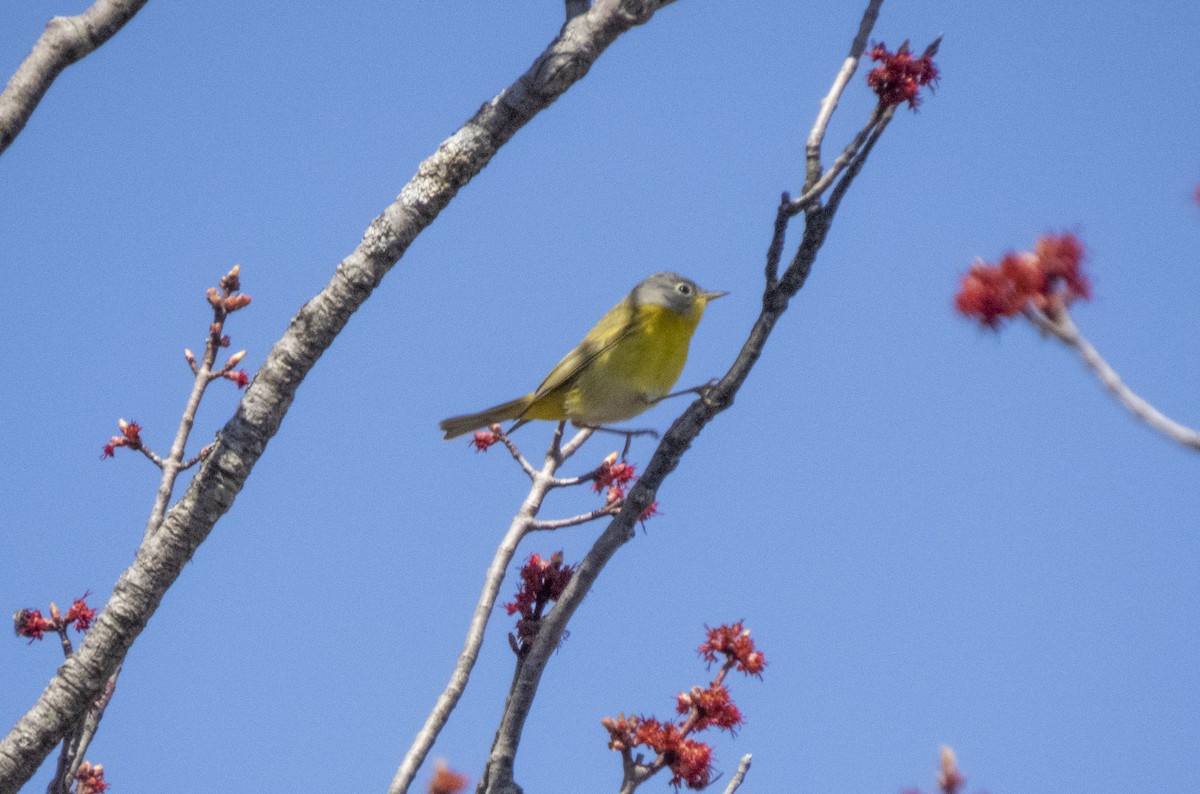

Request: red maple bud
left=937, top=746, right=966, bottom=794
left=867, top=41, right=939, bottom=108
left=101, top=444, right=117, bottom=459
left=699, top=622, right=767, bottom=677
left=13, top=609, right=54, bottom=641
left=606, top=485, right=625, bottom=505
left=677, top=682, right=743, bottom=733
left=224, top=294, right=252, bottom=312
left=65, top=595, right=96, bottom=632
left=219, top=335, right=231, bottom=348
left=602, top=713, right=641, bottom=751
left=592, top=458, right=637, bottom=493
left=427, top=760, right=468, bottom=794
left=220, top=264, right=241, bottom=293
left=226, top=370, right=251, bottom=389
left=206, top=286, right=222, bottom=308
left=670, top=738, right=714, bottom=790
left=119, top=419, right=142, bottom=444
left=469, top=429, right=500, bottom=452
left=74, top=760, right=108, bottom=794
left=505, top=552, right=575, bottom=646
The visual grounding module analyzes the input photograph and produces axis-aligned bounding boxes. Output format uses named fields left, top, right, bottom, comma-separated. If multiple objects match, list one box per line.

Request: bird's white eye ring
left=677, top=283, right=693, bottom=295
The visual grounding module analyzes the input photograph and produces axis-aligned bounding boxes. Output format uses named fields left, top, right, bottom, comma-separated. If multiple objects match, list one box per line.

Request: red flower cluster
left=14, top=594, right=97, bottom=641
left=592, top=455, right=660, bottom=525
left=12, top=609, right=53, bottom=641
left=226, top=369, right=250, bottom=389
left=699, top=621, right=767, bottom=676
left=101, top=418, right=142, bottom=459
left=956, top=232, right=1090, bottom=326
left=64, top=596, right=97, bottom=632
left=427, top=760, right=468, bottom=794
left=593, top=455, right=637, bottom=504
left=867, top=42, right=939, bottom=108
left=469, top=428, right=500, bottom=452
left=603, top=623, right=766, bottom=790
left=74, top=761, right=108, bottom=794
left=504, top=552, right=574, bottom=648
left=676, top=683, right=743, bottom=733
left=601, top=715, right=714, bottom=790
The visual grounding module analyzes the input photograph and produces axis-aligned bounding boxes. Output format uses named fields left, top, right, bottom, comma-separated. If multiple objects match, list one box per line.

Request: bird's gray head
left=632, top=272, right=727, bottom=314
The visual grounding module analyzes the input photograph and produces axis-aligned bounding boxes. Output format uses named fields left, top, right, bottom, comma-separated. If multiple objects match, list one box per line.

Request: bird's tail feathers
left=439, top=395, right=534, bottom=440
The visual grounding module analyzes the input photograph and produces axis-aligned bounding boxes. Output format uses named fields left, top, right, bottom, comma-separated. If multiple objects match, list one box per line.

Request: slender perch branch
left=0, top=2, right=680, bottom=789
left=388, top=428, right=590, bottom=794
left=721, top=755, right=753, bottom=794
left=1026, top=307, right=1200, bottom=451
left=0, top=0, right=150, bottom=156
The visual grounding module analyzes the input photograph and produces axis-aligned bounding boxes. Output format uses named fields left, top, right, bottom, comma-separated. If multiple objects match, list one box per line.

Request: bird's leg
left=579, top=425, right=660, bottom=460
left=655, top=378, right=720, bottom=403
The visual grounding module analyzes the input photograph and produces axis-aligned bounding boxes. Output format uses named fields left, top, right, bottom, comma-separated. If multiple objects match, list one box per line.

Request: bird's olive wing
left=530, top=296, right=637, bottom=399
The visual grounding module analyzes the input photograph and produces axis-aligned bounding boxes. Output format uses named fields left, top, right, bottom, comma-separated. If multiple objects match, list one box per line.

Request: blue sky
left=2, top=1, right=1198, bottom=792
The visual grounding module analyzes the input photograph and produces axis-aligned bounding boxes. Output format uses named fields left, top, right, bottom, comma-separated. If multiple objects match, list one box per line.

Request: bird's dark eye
left=676, top=283, right=693, bottom=295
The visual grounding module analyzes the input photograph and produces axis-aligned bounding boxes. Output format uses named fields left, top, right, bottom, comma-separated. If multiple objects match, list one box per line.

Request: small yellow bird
left=439, top=272, right=726, bottom=440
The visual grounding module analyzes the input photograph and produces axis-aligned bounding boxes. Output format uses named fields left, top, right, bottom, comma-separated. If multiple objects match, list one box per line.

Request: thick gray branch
left=0, top=0, right=149, bottom=156
left=0, top=2, right=675, bottom=789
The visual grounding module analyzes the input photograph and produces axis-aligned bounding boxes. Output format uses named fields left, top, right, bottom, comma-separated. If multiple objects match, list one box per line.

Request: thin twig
left=136, top=446, right=164, bottom=469
left=388, top=429, right=590, bottom=794
left=721, top=755, right=753, bottom=794
left=529, top=504, right=619, bottom=531
left=179, top=447, right=209, bottom=472
left=559, top=425, right=593, bottom=460
left=1026, top=307, right=1200, bottom=451
left=791, top=104, right=884, bottom=215
left=803, top=0, right=883, bottom=191
left=498, top=432, right=540, bottom=479
left=0, top=0, right=150, bottom=156
left=547, top=458, right=612, bottom=488
left=142, top=315, right=220, bottom=541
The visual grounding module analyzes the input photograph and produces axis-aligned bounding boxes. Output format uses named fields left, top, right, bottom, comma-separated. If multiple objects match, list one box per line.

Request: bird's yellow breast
left=563, top=301, right=704, bottom=426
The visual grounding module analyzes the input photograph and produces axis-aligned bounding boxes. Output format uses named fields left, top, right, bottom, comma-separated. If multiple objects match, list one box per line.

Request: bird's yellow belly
left=563, top=305, right=697, bottom=426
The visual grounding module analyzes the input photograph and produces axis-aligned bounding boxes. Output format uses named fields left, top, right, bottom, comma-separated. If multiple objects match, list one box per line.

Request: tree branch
left=388, top=429, right=590, bottom=794
left=0, top=2, right=680, bottom=789
left=1026, top=307, right=1200, bottom=452
left=0, top=0, right=150, bottom=156
left=721, top=754, right=753, bottom=794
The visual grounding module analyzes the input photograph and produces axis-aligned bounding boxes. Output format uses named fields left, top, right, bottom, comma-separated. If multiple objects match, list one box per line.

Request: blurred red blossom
left=956, top=232, right=1090, bottom=327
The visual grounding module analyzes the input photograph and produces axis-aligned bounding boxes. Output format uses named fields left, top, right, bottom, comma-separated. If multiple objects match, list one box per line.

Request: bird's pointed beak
left=701, top=290, right=729, bottom=302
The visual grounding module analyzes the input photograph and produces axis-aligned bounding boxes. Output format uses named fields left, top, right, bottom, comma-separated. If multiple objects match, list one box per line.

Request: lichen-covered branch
left=0, top=2, right=680, bottom=788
